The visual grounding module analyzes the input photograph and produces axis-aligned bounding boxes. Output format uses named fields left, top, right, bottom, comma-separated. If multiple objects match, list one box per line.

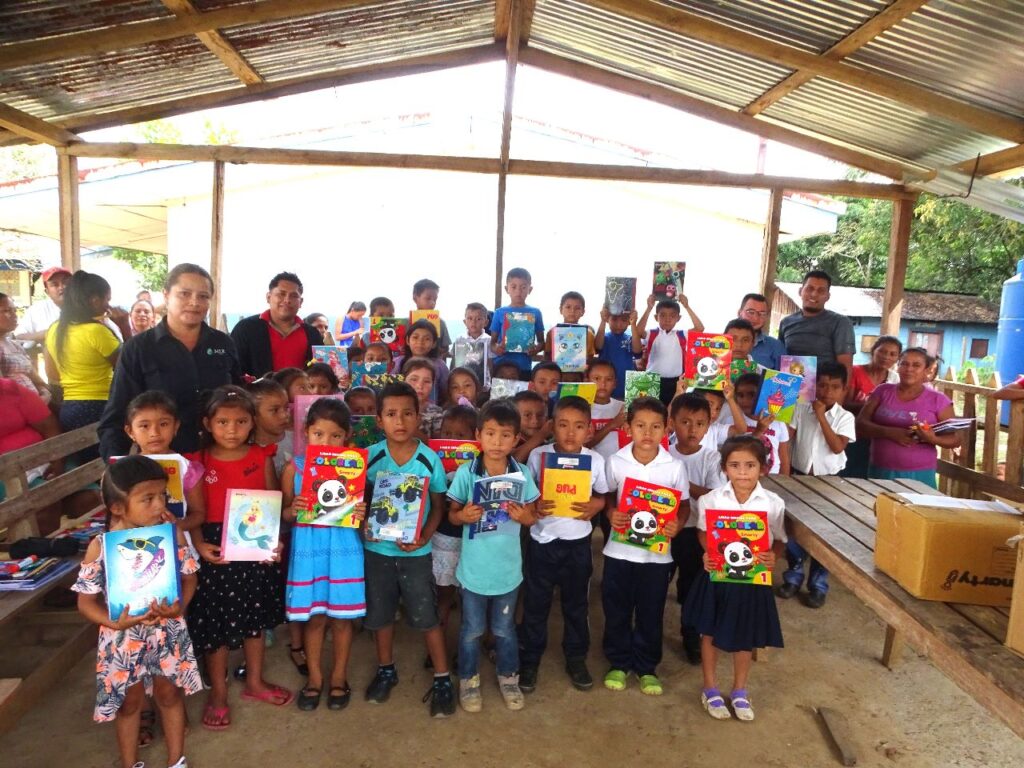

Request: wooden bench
left=0, top=424, right=104, bottom=733
left=762, top=474, right=1024, bottom=740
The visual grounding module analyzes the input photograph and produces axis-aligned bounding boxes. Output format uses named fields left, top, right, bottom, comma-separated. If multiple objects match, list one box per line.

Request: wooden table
left=762, top=474, right=1024, bottom=739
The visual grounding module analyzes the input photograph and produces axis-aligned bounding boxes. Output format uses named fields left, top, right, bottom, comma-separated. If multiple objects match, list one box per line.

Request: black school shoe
left=519, top=664, right=539, bottom=693
left=365, top=666, right=399, bottom=703
left=423, top=675, right=456, bottom=718
left=776, top=582, right=801, bottom=600
left=565, top=658, right=593, bottom=691
left=682, top=632, right=702, bottom=666
left=805, top=590, right=827, bottom=609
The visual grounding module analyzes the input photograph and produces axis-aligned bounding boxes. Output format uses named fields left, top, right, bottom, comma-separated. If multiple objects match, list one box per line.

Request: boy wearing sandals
left=601, top=396, right=686, bottom=696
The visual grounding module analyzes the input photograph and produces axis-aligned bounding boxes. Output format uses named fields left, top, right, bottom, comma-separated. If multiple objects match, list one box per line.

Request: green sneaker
left=603, top=669, right=628, bottom=691
left=639, top=674, right=663, bottom=696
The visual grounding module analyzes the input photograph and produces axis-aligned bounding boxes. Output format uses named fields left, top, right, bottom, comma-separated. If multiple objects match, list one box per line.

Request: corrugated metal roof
left=0, top=0, right=170, bottom=45
left=223, top=0, right=494, bottom=81
left=531, top=0, right=793, bottom=109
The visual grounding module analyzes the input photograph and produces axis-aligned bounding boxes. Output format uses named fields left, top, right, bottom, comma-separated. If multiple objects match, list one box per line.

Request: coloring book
left=221, top=490, right=282, bottom=562
left=102, top=523, right=180, bottom=619
left=297, top=446, right=367, bottom=527
left=705, top=509, right=772, bottom=586
left=685, top=332, right=733, bottom=391
left=610, top=478, right=681, bottom=555
left=366, top=472, right=429, bottom=544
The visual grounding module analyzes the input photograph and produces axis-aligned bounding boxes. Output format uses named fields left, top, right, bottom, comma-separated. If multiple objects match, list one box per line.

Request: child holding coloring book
left=75, top=456, right=202, bottom=768
left=186, top=386, right=291, bottom=730
left=687, top=435, right=786, bottom=722
left=282, top=397, right=366, bottom=712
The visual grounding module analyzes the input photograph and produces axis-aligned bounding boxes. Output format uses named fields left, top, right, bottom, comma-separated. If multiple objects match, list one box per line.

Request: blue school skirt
left=685, top=574, right=784, bottom=653
left=286, top=525, right=366, bottom=621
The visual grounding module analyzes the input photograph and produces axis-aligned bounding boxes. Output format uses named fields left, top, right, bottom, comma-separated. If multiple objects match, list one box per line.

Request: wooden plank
left=817, top=705, right=858, bottom=767
left=983, top=386, right=1000, bottom=476
left=160, top=0, right=265, bottom=85
left=948, top=604, right=1009, bottom=644
left=0, top=0, right=383, bottom=70
left=0, top=622, right=96, bottom=734
left=744, top=0, right=931, bottom=117
left=0, top=564, right=80, bottom=629
left=953, top=143, right=1024, bottom=177
left=0, top=424, right=97, bottom=477
left=882, top=624, right=905, bottom=669
left=0, top=460, right=104, bottom=529
left=588, top=0, right=1024, bottom=143
left=1005, top=401, right=1024, bottom=487
left=758, top=187, right=783, bottom=310
left=494, top=0, right=522, bottom=309
left=517, top=48, right=913, bottom=180
left=937, top=461, right=1024, bottom=504
left=0, top=45, right=506, bottom=148
left=57, top=154, right=80, bottom=272
left=791, top=476, right=878, bottom=531
left=880, top=196, right=914, bottom=336
left=773, top=476, right=877, bottom=548
left=819, top=475, right=880, bottom=511
left=0, top=103, right=81, bottom=147
left=210, top=161, right=225, bottom=331
left=887, top=477, right=942, bottom=496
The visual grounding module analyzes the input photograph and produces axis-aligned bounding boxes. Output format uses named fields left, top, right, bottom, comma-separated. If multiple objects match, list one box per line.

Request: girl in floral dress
left=74, top=455, right=202, bottom=768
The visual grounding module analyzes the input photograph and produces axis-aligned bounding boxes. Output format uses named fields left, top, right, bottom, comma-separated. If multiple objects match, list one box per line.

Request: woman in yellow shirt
left=44, top=271, right=121, bottom=460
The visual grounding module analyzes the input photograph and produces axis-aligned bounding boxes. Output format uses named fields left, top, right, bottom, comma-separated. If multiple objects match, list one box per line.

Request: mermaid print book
left=220, top=490, right=283, bottom=562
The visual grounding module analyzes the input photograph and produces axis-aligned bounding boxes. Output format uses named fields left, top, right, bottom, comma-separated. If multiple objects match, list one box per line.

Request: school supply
left=312, top=346, right=348, bottom=378
left=685, top=332, right=733, bottom=390
left=926, top=417, right=977, bottom=435
left=102, top=523, right=180, bottom=618
left=552, top=324, right=588, bottom=373
left=0, top=557, right=77, bottom=591
left=730, top=357, right=759, bottom=381
left=754, top=369, right=801, bottom=425
left=624, top=370, right=661, bottom=407
left=557, top=381, right=597, bottom=404
left=652, top=261, right=686, bottom=299
left=366, top=472, right=429, bottom=544
left=428, top=439, right=482, bottom=474
left=350, top=414, right=384, bottom=449
left=410, top=309, right=442, bottom=335
left=350, top=362, right=402, bottom=393
left=452, top=336, right=491, bottom=386
left=539, top=453, right=592, bottom=518
left=502, top=311, right=536, bottom=353
left=297, top=446, right=367, bottom=527
left=705, top=509, right=772, bottom=586
left=611, top=478, right=681, bottom=555
left=469, top=472, right=527, bottom=538
left=604, top=277, right=637, bottom=315
left=369, top=316, right=408, bottom=355
left=489, top=377, right=530, bottom=400
left=780, top=355, right=817, bottom=404
left=221, top=490, right=283, bottom=562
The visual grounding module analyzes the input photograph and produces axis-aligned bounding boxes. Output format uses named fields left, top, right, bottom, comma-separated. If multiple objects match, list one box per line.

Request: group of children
left=79, top=267, right=860, bottom=768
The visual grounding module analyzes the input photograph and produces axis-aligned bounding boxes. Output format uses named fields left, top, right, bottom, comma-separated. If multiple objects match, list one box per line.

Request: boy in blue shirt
left=489, top=267, right=545, bottom=378
left=448, top=400, right=539, bottom=713
left=594, top=306, right=643, bottom=399
left=363, top=381, right=455, bottom=717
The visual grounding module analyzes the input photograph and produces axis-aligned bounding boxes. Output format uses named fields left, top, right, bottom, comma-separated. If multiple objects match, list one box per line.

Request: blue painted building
left=771, top=282, right=999, bottom=368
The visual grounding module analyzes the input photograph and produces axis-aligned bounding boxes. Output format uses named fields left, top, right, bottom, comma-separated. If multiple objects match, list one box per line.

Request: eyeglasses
left=742, top=309, right=769, bottom=318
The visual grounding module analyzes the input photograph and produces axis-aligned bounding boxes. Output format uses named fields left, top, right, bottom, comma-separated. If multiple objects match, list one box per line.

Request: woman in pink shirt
left=842, top=335, right=901, bottom=478
left=855, top=348, right=959, bottom=488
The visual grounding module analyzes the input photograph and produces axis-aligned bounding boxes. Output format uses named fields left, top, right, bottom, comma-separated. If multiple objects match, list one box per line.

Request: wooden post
left=494, top=0, right=522, bottom=308
left=210, top=160, right=225, bottom=330
left=758, top=187, right=783, bottom=311
left=1006, top=400, right=1024, bottom=488
left=881, top=196, right=914, bottom=336
left=57, top=153, right=80, bottom=272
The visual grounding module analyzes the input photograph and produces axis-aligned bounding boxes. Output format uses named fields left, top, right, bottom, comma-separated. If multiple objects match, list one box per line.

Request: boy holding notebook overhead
left=490, top=267, right=545, bottom=379
left=521, top=395, right=609, bottom=693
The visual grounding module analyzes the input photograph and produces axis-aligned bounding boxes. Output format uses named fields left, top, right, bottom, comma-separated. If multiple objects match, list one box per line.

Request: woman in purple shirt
left=855, top=347, right=959, bottom=488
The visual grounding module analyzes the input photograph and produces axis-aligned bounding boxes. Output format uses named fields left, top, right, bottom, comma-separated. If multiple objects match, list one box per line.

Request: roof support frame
left=160, top=0, right=265, bottom=86
left=0, top=102, right=81, bottom=146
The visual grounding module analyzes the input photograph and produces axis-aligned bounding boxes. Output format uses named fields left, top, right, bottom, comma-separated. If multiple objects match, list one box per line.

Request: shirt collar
left=152, top=317, right=213, bottom=344
left=260, top=309, right=301, bottom=330
left=721, top=482, right=769, bottom=503
left=470, top=453, right=519, bottom=477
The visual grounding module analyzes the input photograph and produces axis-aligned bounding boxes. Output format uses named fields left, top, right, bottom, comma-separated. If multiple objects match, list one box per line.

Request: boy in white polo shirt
left=602, top=396, right=687, bottom=696
left=521, top=396, right=609, bottom=693
left=636, top=294, right=705, bottom=406
left=779, top=361, right=856, bottom=608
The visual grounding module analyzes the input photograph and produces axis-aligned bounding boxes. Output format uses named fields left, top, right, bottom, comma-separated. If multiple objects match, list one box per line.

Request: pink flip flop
left=201, top=704, right=231, bottom=731
left=241, top=684, right=294, bottom=707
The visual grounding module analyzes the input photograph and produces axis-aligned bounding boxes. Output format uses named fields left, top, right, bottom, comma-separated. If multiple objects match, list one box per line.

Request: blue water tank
left=996, top=257, right=1024, bottom=425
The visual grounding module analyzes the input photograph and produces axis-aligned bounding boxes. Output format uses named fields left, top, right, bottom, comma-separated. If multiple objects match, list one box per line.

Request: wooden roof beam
left=0, top=0, right=381, bottom=70
left=589, top=0, right=1024, bottom=144
left=495, top=0, right=536, bottom=44
left=0, top=102, right=81, bottom=146
left=519, top=48, right=916, bottom=181
left=953, top=144, right=1024, bottom=177
left=743, top=0, right=931, bottom=116
left=160, top=0, right=264, bottom=86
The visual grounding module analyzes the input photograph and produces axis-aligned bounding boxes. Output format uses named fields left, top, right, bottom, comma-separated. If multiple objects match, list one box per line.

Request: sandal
left=296, top=686, right=321, bottom=711
left=241, top=684, right=294, bottom=707
left=137, top=708, right=156, bottom=748
left=730, top=688, right=755, bottom=721
left=638, top=674, right=663, bottom=696
left=288, top=644, right=310, bottom=677
left=603, top=669, right=628, bottom=691
left=701, top=688, right=732, bottom=720
left=327, top=685, right=352, bottom=711
left=201, top=704, right=231, bottom=731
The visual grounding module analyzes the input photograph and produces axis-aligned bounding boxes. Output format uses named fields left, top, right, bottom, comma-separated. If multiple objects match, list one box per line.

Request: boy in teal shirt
left=363, top=381, right=454, bottom=717
left=448, top=400, right=539, bottom=713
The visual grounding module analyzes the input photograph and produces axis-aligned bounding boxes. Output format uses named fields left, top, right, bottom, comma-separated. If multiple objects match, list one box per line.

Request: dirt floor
left=5, top=544, right=1024, bottom=768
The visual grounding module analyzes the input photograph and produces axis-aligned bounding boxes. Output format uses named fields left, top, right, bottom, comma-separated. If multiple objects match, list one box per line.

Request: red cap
left=41, top=267, right=72, bottom=283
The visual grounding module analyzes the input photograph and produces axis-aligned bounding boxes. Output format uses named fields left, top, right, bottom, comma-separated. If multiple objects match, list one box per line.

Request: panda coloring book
left=611, top=477, right=682, bottom=555
left=705, top=509, right=772, bottom=586
left=297, top=446, right=367, bottom=527
left=684, top=331, right=733, bottom=390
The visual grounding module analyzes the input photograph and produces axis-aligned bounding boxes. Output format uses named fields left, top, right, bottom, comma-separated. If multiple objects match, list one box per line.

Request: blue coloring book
left=502, top=311, right=536, bottom=353
left=366, top=471, right=429, bottom=544
left=469, top=472, right=526, bottom=538
left=552, top=324, right=588, bottom=373
left=102, top=523, right=180, bottom=619
left=754, top=369, right=801, bottom=425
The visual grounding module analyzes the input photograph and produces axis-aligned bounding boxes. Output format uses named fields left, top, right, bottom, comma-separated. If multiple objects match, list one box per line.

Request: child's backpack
left=642, top=329, right=686, bottom=370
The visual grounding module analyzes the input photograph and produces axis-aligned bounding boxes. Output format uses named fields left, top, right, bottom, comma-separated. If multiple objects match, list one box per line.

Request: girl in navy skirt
left=686, top=435, right=786, bottom=722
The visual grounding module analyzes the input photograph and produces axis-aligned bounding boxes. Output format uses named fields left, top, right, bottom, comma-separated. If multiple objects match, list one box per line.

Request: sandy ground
left=5, top=545, right=1024, bottom=768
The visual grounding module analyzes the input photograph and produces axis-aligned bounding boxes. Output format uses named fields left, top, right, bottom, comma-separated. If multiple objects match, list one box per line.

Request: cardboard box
left=1007, top=523, right=1024, bottom=656
left=874, top=493, right=1020, bottom=606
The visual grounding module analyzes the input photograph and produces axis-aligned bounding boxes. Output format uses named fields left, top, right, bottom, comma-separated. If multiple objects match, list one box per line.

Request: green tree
left=109, top=248, right=168, bottom=291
